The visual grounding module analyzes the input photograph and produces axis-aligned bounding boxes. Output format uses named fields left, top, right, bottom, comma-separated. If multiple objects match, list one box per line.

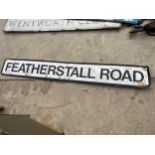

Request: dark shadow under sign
left=0, top=114, right=62, bottom=135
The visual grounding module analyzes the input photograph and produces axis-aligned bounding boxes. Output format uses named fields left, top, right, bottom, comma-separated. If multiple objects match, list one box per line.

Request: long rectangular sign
left=4, top=19, right=121, bottom=32
left=1, top=59, right=151, bottom=88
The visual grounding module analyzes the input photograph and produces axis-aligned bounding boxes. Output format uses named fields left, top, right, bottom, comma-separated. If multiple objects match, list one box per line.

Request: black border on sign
left=1, top=58, right=151, bottom=89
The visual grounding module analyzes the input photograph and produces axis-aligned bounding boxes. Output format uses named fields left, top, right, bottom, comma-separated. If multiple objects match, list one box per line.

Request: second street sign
left=2, top=59, right=151, bottom=88
left=4, top=19, right=121, bottom=32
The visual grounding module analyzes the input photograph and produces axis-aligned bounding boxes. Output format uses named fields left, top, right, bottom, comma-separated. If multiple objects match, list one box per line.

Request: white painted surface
left=4, top=19, right=121, bottom=32
left=2, top=59, right=150, bottom=88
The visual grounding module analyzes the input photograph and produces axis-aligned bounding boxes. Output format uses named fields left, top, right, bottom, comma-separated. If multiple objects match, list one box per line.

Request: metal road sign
left=2, top=59, right=151, bottom=88
left=4, top=19, right=121, bottom=32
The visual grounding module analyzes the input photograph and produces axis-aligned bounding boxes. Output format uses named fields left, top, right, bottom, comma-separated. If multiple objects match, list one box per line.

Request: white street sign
left=4, top=19, right=121, bottom=32
left=2, top=59, right=150, bottom=88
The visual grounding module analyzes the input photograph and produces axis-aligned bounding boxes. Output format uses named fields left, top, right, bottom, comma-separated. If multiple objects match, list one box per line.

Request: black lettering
left=30, top=21, right=35, bottom=27
left=133, top=71, right=144, bottom=82
left=100, top=68, right=110, bottom=80
left=54, top=20, right=59, bottom=25
left=80, top=68, right=87, bottom=78
left=38, top=20, right=44, bottom=26
left=31, top=64, right=40, bottom=74
left=46, top=21, right=52, bottom=26
left=87, top=68, right=95, bottom=79
left=48, top=65, right=56, bottom=75
left=32, top=21, right=38, bottom=26
left=26, top=64, right=33, bottom=72
left=56, top=66, right=64, bottom=76
left=18, top=21, right=23, bottom=27
left=70, top=67, right=79, bottom=77
left=121, top=70, right=132, bottom=81
left=65, top=66, right=73, bottom=76
left=9, top=20, right=17, bottom=27
left=40, top=65, right=48, bottom=74
left=111, top=69, right=122, bottom=80
left=5, top=62, right=13, bottom=71
left=12, top=63, right=19, bottom=72
left=23, top=21, right=30, bottom=27
left=18, top=64, right=26, bottom=73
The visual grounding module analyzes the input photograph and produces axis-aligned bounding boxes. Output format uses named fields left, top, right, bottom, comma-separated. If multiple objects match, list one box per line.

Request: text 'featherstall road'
left=1, top=59, right=151, bottom=88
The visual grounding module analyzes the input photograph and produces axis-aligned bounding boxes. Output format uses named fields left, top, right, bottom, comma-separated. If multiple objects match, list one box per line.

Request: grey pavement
left=0, top=19, right=155, bottom=134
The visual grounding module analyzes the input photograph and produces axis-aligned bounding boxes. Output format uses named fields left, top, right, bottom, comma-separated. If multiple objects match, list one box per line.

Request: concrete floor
left=0, top=19, right=155, bottom=134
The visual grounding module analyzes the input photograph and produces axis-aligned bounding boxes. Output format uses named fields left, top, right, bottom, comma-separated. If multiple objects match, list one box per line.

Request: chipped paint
left=4, top=19, right=121, bottom=32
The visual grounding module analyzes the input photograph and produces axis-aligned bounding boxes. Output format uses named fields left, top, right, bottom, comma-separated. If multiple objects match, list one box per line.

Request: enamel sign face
left=4, top=19, right=121, bottom=32
left=2, top=59, right=150, bottom=88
